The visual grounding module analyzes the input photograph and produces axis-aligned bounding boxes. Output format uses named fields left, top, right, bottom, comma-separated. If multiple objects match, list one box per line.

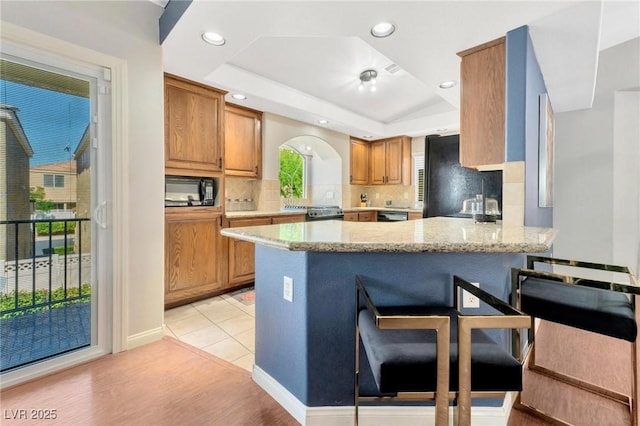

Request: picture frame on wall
left=538, top=93, right=554, bottom=207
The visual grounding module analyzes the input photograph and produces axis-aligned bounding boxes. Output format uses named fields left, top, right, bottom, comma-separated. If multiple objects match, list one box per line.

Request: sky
left=1, top=80, right=90, bottom=166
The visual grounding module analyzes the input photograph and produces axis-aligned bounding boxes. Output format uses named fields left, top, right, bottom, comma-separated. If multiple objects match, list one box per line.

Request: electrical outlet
left=283, top=276, right=293, bottom=302
left=462, top=282, right=480, bottom=308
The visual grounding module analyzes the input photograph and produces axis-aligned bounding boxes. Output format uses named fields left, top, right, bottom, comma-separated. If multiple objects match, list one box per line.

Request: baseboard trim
left=253, top=366, right=513, bottom=426
left=127, top=326, right=164, bottom=350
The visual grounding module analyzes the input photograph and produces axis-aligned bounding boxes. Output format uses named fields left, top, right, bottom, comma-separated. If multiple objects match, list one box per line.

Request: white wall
left=1, top=1, right=165, bottom=345
left=262, top=113, right=350, bottom=182
left=554, top=37, right=640, bottom=269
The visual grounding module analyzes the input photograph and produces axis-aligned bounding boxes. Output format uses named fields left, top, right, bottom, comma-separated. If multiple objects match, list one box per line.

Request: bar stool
left=355, top=275, right=530, bottom=426
left=512, top=255, right=639, bottom=425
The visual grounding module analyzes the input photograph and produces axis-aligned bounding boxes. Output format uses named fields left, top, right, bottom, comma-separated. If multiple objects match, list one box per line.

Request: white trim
left=126, top=327, right=164, bottom=350
left=0, top=347, right=110, bottom=389
left=252, top=366, right=513, bottom=426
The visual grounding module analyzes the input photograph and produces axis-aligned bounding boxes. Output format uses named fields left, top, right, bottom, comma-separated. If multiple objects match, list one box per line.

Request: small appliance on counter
left=165, top=175, right=219, bottom=207
left=461, top=194, right=501, bottom=223
left=360, top=193, right=368, bottom=207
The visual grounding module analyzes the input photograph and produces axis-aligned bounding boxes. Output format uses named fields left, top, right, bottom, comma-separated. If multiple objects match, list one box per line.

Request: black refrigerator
left=422, top=134, right=502, bottom=218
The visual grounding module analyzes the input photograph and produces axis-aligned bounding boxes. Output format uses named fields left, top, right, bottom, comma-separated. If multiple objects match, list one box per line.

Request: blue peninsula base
left=252, top=245, right=529, bottom=424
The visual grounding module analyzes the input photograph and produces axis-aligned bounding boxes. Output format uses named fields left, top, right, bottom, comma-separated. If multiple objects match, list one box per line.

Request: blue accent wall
left=159, top=0, right=192, bottom=44
left=506, top=26, right=553, bottom=228
left=255, top=245, right=526, bottom=407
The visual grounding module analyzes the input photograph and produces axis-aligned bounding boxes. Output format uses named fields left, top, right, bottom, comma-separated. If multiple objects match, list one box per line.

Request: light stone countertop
left=220, top=216, right=557, bottom=253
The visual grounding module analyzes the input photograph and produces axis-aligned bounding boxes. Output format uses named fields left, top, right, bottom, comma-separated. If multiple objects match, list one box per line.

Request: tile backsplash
left=225, top=177, right=417, bottom=211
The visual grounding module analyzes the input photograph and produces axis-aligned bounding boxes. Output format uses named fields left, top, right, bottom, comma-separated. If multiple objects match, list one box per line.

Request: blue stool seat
left=358, top=305, right=522, bottom=395
left=520, top=277, right=637, bottom=342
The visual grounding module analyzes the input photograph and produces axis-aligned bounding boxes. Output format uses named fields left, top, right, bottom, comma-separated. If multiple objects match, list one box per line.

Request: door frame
left=0, top=22, right=128, bottom=388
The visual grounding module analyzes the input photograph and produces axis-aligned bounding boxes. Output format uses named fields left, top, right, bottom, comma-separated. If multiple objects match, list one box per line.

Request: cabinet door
left=458, top=38, right=505, bottom=168
left=343, top=212, right=359, bottom=222
left=227, top=217, right=271, bottom=287
left=350, top=138, right=370, bottom=185
left=358, top=211, right=376, bottom=222
left=408, top=212, right=423, bottom=220
left=165, top=74, right=225, bottom=175
left=165, top=211, right=225, bottom=307
left=370, top=141, right=387, bottom=185
left=384, top=137, right=406, bottom=185
left=225, top=104, right=262, bottom=178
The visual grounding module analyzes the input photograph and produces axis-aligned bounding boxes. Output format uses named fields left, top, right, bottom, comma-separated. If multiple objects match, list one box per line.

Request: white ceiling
left=160, top=1, right=640, bottom=140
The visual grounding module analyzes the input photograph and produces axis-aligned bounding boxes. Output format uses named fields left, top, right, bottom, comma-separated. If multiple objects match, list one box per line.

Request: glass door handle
left=93, top=201, right=107, bottom=229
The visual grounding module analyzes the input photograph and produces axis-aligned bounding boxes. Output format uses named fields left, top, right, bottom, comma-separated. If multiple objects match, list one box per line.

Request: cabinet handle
left=219, top=157, right=222, bottom=168
left=350, top=175, right=353, bottom=183
left=255, top=165, right=258, bottom=174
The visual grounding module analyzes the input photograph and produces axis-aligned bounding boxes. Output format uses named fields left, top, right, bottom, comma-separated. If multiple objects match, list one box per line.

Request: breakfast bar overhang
left=221, top=217, right=557, bottom=425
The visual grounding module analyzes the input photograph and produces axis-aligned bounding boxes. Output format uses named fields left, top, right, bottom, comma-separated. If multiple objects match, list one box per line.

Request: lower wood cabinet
left=225, top=213, right=305, bottom=289
left=344, top=211, right=376, bottom=222
left=165, top=209, right=225, bottom=308
left=227, top=217, right=271, bottom=287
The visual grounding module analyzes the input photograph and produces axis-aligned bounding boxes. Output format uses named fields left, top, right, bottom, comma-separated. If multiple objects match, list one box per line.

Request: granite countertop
left=225, top=206, right=422, bottom=219
left=220, top=216, right=557, bottom=253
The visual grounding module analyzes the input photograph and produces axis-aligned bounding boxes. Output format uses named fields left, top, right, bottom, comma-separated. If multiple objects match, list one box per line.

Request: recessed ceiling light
left=201, top=32, right=225, bottom=46
left=439, top=80, right=457, bottom=89
left=363, top=135, right=373, bottom=139
left=231, top=94, right=246, bottom=100
left=437, top=128, right=448, bottom=132
left=318, top=119, right=329, bottom=125
left=371, top=22, right=396, bottom=38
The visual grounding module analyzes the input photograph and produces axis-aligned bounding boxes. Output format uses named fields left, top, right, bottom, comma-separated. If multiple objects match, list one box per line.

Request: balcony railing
left=0, top=218, right=91, bottom=316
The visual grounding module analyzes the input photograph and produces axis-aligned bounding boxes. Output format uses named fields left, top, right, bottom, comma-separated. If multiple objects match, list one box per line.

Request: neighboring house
left=73, top=124, right=91, bottom=253
left=0, top=104, right=34, bottom=261
left=29, top=160, right=77, bottom=212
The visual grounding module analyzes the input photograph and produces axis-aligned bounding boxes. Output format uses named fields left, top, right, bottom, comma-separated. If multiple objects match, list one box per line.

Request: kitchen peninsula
left=221, top=217, right=557, bottom=424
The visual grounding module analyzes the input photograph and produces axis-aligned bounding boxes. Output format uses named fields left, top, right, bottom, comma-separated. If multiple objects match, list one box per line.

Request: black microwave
left=165, top=176, right=219, bottom=207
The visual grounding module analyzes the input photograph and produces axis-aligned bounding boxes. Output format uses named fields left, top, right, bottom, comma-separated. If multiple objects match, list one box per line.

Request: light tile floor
left=164, top=287, right=255, bottom=372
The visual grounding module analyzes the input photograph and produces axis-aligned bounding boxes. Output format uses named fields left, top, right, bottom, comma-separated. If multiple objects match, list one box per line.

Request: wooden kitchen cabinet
left=164, top=73, right=226, bottom=176
left=408, top=211, right=423, bottom=220
left=165, top=209, right=226, bottom=308
left=370, top=136, right=411, bottom=185
left=344, top=211, right=376, bottom=222
left=224, top=213, right=305, bottom=288
left=227, top=217, right=271, bottom=287
left=457, top=37, right=506, bottom=169
left=225, top=104, right=262, bottom=178
left=343, top=212, right=359, bottom=222
left=350, top=137, right=370, bottom=185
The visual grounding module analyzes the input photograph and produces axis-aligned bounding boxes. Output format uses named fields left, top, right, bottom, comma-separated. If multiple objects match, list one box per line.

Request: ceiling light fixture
left=363, top=135, right=373, bottom=139
left=231, top=94, right=247, bottom=100
left=318, top=119, right=329, bottom=125
left=201, top=32, right=225, bottom=46
left=439, top=80, right=457, bottom=89
left=371, top=22, right=396, bottom=38
left=359, top=69, right=378, bottom=92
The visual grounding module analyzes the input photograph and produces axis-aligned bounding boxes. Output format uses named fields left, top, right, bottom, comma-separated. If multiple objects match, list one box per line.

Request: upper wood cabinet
left=370, top=136, right=411, bottom=185
left=350, top=137, right=370, bottom=185
left=164, top=73, right=226, bottom=176
left=457, top=37, right=506, bottom=169
left=225, top=104, right=262, bottom=178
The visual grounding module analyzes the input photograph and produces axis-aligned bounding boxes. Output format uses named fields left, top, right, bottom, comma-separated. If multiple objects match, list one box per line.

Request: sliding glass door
left=0, top=51, right=111, bottom=377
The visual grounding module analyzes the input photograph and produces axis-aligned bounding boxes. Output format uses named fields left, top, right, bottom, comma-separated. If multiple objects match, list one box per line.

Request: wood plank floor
left=0, top=337, right=298, bottom=426
left=2, top=320, right=637, bottom=425
left=508, top=319, right=638, bottom=426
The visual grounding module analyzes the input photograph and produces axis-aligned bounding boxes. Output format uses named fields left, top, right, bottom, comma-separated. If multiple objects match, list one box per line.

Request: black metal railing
left=0, top=218, right=91, bottom=316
